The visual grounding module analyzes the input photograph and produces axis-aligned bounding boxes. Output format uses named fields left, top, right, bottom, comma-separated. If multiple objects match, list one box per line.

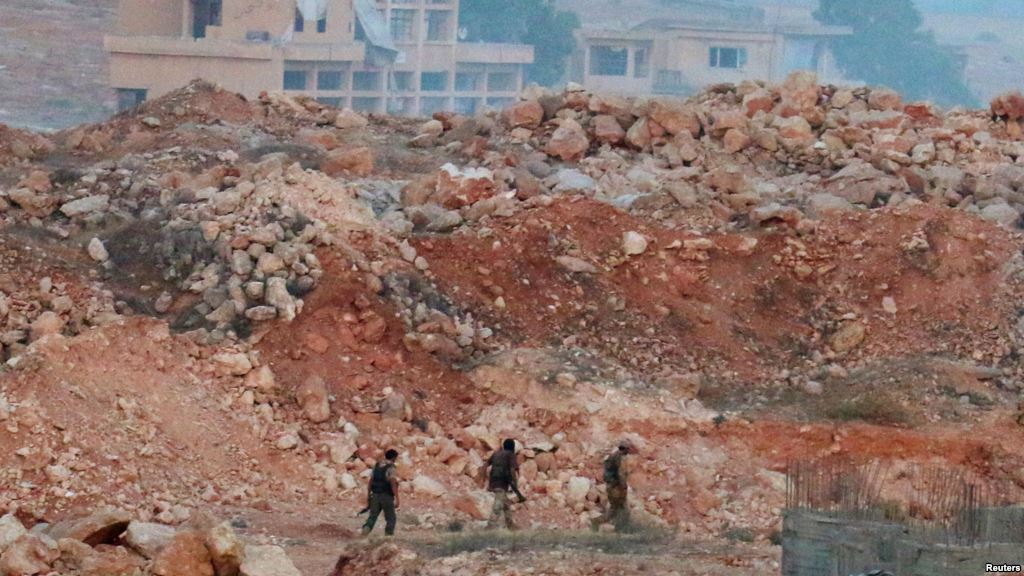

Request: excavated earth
left=2, top=77, right=1024, bottom=574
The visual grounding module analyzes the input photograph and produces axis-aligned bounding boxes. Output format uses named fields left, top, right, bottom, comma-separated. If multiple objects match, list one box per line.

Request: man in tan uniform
left=480, top=438, right=525, bottom=530
left=592, top=439, right=636, bottom=532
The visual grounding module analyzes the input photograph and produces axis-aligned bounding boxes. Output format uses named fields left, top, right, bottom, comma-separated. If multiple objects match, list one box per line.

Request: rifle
left=356, top=506, right=370, bottom=516
left=510, top=482, right=527, bottom=503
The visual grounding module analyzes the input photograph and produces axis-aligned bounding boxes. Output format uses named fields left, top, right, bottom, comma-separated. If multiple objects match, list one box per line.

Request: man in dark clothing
left=480, top=438, right=524, bottom=530
left=362, top=449, right=400, bottom=536
left=592, top=439, right=636, bottom=532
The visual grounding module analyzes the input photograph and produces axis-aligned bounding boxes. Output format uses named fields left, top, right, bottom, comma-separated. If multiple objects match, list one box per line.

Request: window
left=421, top=97, right=450, bottom=116
left=209, top=0, right=222, bottom=26
left=283, top=70, right=308, bottom=90
left=634, top=46, right=651, bottom=78
left=317, top=97, right=343, bottom=107
left=294, top=8, right=305, bottom=32
left=590, top=45, right=628, bottom=76
left=116, top=89, right=147, bottom=112
left=317, top=16, right=327, bottom=33
left=709, top=47, right=748, bottom=69
left=352, top=97, right=382, bottom=113
left=353, top=71, right=382, bottom=91
left=390, top=9, right=415, bottom=42
left=318, top=71, right=344, bottom=90
left=421, top=72, right=448, bottom=92
left=426, top=11, right=451, bottom=42
left=388, top=97, right=415, bottom=115
left=487, top=72, right=516, bottom=92
left=456, top=72, right=483, bottom=92
left=455, top=97, right=479, bottom=115
left=390, top=71, right=415, bottom=92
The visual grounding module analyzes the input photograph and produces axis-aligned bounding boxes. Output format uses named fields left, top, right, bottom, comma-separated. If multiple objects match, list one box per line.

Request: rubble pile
left=0, top=509, right=302, bottom=576
left=3, top=76, right=1024, bottom=572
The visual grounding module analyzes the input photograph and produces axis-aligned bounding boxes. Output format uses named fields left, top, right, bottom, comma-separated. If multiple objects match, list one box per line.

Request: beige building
left=561, top=0, right=849, bottom=97
left=105, top=0, right=534, bottom=117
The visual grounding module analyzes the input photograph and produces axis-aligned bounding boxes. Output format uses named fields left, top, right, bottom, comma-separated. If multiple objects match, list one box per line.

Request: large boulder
left=123, top=522, right=176, bottom=559
left=297, top=376, right=331, bottom=423
left=500, top=101, right=544, bottom=129
left=206, top=522, right=245, bottom=576
left=47, top=509, right=130, bottom=546
left=592, top=115, right=625, bottom=145
left=150, top=531, right=214, bottom=576
left=321, top=147, right=374, bottom=178
left=0, top=515, right=26, bottom=554
left=544, top=119, right=589, bottom=161
left=647, top=99, right=701, bottom=137
left=239, top=546, right=301, bottom=576
left=0, top=535, right=58, bottom=576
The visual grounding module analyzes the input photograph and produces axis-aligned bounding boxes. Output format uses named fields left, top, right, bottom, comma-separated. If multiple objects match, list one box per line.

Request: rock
left=980, top=202, right=1020, bottom=226
left=60, top=195, right=109, bottom=218
left=419, top=119, right=445, bottom=138
left=555, top=256, right=598, bottom=274
left=8, top=188, right=56, bottom=218
left=244, top=366, right=276, bottom=391
left=123, top=522, right=175, bottom=559
left=803, top=380, right=824, bottom=395
left=868, top=88, right=902, bottom=111
left=47, top=509, right=130, bottom=546
left=622, top=231, right=648, bottom=256
left=0, top=535, right=58, bottom=576
left=435, top=164, right=495, bottom=209
left=991, top=91, right=1024, bottom=120
left=380, top=393, right=410, bottom=421
left=211, top=353, right=252, bottom=377
left=297, top=376, right=331, bottom=423
left=0, top=515, right=27, bottom=554
left=625, top=117, right=654, bottom=150
left=453, top=492, right=492, bottom=521
left=779, top=70, right=820, bottom=116
left=334, top=108, right=369, bottom=129
left=57, top=538, right=144, bottom=576
left=552, top=169, right=596, bottom=193
left=141, top=116, right=162, bottom=128
left=29, top=312, right=64, bottom=342
left=151, top=531, right=214, bottom=576
left=276, top=433, right=300, bottom=451
left=592, top=115, right=626, bottom=145
left=743, top=89, right=774, bottom=117
left=806, top=193, right=855, bottom=217
left=882, top=297, right=898, bottom=315
left=723, top=128, right=751, bottom=153
left=545, top=119, right=590, bottom=161
left=255, top=253, right=285, bottom=275
left=211, top=190, right=241, bottom=215
left=566, top=476, right=591, bottom=504
left=648, top=99, right=701, bottom=137
left=321, top=147, right=374, bottom=178
left=239, top=546, right=301, bottom=576
left=830, top=322, right=866, bottom=354
left=501, top=101, right=544, bottom=129
left=17, top=171, right=51, bottom=193
left=87, top=238, right=109, bottom=262
left=206, top=522, right=245, bottom=576
left=265, top=278, right=296, bottom=322
left=412, top=475, right=446, bottom=497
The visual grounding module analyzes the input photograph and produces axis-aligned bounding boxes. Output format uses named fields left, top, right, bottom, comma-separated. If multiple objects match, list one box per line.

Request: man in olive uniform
left=480, top=438, right=525, bottom=530
left=362, top=449, right=400, bottom=536
left=592, top=439, right=636, bottom=532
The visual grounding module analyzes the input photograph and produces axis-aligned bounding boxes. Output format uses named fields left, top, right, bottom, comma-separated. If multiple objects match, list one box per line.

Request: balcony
left=456, top=42, right=534, bottom=65
left=105, top=35, right=275, bottom=60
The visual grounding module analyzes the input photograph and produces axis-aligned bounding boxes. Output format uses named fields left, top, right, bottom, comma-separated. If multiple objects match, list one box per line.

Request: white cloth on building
left=297, top=0, right=328, bottom=21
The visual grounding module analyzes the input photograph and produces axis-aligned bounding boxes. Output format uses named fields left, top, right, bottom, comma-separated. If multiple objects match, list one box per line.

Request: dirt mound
left=4, top=74, right=1024, bottom=571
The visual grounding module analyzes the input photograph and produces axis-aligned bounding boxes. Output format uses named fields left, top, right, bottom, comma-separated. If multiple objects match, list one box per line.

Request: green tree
left=459, top=0, right=580, bottom=86
left=814, top=0, right=975, bottom=107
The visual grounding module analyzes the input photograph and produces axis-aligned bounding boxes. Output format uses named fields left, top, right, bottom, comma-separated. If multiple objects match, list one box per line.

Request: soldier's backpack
left=603, top=452, right=622, bottom=485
